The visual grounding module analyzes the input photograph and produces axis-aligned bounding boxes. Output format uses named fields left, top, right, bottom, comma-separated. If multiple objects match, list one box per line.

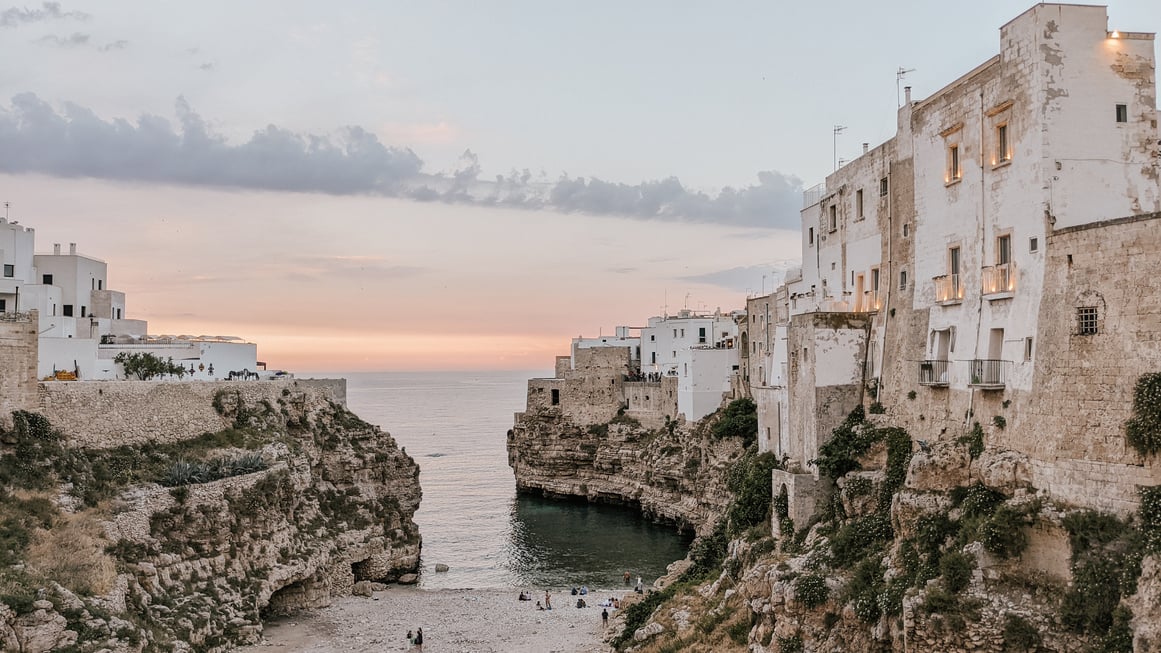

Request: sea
left=312, top=370, right=693, bottom=591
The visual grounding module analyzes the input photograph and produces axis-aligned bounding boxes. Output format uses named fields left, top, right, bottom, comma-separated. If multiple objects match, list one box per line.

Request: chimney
left=53, top=243, right=61, bottom=255
left=904, top=86, right=912, bottom=103
left=862, top=142, right=869, bottom=154
left=69, top=243, right=76, bottom=255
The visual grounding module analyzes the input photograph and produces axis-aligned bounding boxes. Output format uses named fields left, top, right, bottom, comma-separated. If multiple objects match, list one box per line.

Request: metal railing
left=917, top=360, right=950, bottom=386
left=933, top=274, right=963, bottom=303
left=803, top=183, right=827, bottom=208
left=981, top=262, right=1016, bottom=296
left=969, top=359, right=1007, bottom=388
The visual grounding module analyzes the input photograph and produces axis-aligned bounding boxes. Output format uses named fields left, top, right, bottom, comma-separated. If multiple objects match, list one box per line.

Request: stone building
left=763, top=4, right=1161, bottom=525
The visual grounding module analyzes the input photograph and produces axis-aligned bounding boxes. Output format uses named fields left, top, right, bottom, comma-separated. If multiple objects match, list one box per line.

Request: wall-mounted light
left=1110, top=30, right=1121, bottom=38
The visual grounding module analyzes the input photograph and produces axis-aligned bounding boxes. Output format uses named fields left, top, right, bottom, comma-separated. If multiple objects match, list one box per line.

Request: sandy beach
left=239, top=587, right=632, bottom=653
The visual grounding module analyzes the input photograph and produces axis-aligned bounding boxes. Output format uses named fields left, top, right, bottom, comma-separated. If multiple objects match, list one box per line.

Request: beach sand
left=238, top=587, right=632, bottom=653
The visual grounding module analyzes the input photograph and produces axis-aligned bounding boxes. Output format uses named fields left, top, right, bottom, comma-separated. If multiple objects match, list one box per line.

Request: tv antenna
left=897, top=67, right=915, bottom=106
left=833, top=125, right=847, bottom=171
left=3, top=202, right=9, bottom=220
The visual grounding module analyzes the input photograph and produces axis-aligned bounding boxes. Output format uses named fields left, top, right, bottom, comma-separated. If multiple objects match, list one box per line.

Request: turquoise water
left=325, top=371, right=692, bottom=589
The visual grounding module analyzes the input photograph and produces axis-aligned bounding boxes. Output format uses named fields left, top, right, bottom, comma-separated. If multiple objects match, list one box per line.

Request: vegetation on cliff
left=1, top=391, right=421, bottom=653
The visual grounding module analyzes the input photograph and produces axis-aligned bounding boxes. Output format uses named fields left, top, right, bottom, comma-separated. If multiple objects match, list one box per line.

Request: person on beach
left=414, top=627, right=424, bottom=651
left=545, top=590, right=552, bottom=610
left=536, top=600, right=544, bottom=610
left=406, top=630, right=413, bottom=647
left=602, top=608, right=609, bottom=627
left=623, top=571, right=631, bottom=585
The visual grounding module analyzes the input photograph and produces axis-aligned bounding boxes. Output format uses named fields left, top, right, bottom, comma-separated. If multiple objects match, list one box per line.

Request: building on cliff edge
left=0, top=217, right=264, bottom=384
left=754, top=3, right=1161, bottom=531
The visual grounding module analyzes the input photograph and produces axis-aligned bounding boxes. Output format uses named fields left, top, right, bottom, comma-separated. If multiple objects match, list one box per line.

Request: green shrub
left=921, top=586, right=957, bottom=614
left=794, top=573, right=830, bottom=609
left=777, top=634, right=803, bottom=653
left=907, top=390, right=917, bottom=400
left=711, top=398, right=758, bottom=447
left=725, top=619, right=750, bottom=645
left=844, top=558, right=885, bottom=624
left=1001, top=614, right=1041, bottom=651
left=114, top=352, right=188, bottom=380
left=958, top=422, right=985, bottom=459
left=993, top=415, right=1006, bottom=430
left=868, top=401, right=886, bottom=414
left=979, top=505, right=1031, bottom=558
left=1140, top=486, right=1161, bottom=553
left=725, top=448, right=781, bottom=536
left=1126, top=373, right=1161, bottom=456
left=830, top=514, right=893, bottom=567
left=811, top=406, right=872, bottom=479
left=954, top=483, right=1006, bottom=518
left=939, top=551, right=975, bottom=593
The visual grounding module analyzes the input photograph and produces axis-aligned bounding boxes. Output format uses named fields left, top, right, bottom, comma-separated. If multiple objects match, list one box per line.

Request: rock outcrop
left=0, top=383, right=421, bottom=652
left=508, top=412, right=740, bottom=534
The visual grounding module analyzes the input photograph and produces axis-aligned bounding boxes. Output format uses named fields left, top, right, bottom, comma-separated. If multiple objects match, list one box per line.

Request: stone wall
left=1018, top=212, right=1161, bottom=513
left=624, top=377, right=678, bottom=429
left=38, top=378, right=346, bottom=447
left=0, top=312, right=38, bottom=424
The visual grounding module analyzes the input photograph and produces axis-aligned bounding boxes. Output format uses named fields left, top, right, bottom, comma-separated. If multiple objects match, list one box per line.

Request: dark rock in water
left=434, top=563, right=450, bottom=572
left=398, top=573, right=419, bottom=584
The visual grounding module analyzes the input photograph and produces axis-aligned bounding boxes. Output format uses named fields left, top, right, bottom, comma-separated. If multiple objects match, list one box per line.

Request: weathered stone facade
left=0, top=311, right=37, bottom=425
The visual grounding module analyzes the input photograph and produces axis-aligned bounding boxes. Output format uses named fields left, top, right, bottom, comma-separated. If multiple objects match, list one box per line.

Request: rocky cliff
left=508, top=407, right=745, bottom=535
left=0, top=383, right=421, bottom=652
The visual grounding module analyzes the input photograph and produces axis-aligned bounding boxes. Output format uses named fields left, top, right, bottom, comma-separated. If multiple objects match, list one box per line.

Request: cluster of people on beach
left=404, top=627, right=423, bottom=650
left=516, top=572, right=647, bottom=630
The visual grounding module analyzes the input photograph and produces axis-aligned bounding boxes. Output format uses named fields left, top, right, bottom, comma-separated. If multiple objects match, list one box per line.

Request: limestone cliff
left=0, top=382, right=421, bottom=652
left=508, top=408, right=744, bottom=535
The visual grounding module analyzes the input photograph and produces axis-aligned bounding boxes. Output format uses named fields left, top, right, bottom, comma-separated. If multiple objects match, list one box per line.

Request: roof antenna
left=3, top=202, right=9, bottom=221
left=897, top=67, right=916, bottom=106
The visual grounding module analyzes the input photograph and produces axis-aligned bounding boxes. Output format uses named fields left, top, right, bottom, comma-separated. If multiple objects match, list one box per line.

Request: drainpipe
left=878, top=160, right=893, bottom=399
left=966, top=90, right=987, bottom=431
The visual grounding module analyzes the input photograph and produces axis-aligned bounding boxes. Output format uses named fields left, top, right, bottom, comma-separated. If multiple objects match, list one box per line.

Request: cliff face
left=508, top=411, right=740, bottom=534
left=0, top=383, right=421, bottom=653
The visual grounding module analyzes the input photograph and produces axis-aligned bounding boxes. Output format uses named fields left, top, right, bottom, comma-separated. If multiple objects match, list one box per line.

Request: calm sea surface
left=311, top=370, right=692, bottom=590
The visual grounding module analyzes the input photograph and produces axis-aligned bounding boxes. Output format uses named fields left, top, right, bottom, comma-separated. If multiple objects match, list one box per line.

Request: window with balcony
left=983, top=234, right=1016, bottom=297
left=935, top=247, right=963, bottom=304
left=995, top=123, right=1010, bottom=164
left=947, top=144, right=962, bottom=182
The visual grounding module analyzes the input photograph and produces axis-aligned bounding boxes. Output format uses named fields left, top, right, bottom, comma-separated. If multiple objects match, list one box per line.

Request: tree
left=113, top=352, right=188, bottom=380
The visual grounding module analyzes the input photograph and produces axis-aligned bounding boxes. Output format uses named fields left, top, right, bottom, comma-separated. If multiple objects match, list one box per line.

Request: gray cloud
left=99, top=39, right=127, bottom=51
left=680, top=262, right=797, bottom=293
left=35, top=31, right=87, bottom=46
left=198, top=62, right=214, bottom=71
left=0, top=94, right=803, bottom=228
left=1, top=2, right=88, bottom=27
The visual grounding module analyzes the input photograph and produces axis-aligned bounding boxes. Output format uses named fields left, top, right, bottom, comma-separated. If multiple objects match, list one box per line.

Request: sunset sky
left=2, top=1, right=1158, bottom=371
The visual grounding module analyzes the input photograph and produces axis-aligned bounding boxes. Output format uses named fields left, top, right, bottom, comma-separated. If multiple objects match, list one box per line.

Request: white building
left=0, top=217, right=264, bottom=381
left=641, top=309, right=740, bottom=421
left=570, top=326, right=640, bottom=364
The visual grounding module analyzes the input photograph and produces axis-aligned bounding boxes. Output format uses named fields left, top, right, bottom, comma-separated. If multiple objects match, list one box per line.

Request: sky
left=1, top=1, right=1159, bottom=371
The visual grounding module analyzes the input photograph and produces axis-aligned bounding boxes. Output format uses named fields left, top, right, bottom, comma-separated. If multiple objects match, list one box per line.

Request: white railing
left=982, top=263, right=1016, bottom=296
left=933, top=274, right=963, bottom=304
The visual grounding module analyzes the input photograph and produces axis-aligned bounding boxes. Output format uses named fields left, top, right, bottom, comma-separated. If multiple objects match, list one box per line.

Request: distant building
left=640, top=309, right=740, bottom=422
left=0, top=217, right=263, bottom=381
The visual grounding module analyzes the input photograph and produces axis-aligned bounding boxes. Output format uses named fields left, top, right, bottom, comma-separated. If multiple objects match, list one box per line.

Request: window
left=0, top=299, right=5, bottom=311
left=1077, top=307, right=1098, bottom=335
left=829, top=205, right=838, bottom=232
left=948, top=144, right=961, bottom=181
left=81, top=306, right=87, bottom=317
left=808, top=227, right=814, bottom=245
left=1029, top=237, right=1039, bottom=253
left=903, top=223, right=910, bottom=238
left=98, top=280, right=103, bottom=290
left=1024, top=337, right=1033, bottom=361
left=42, top=274, right=53, bottom=285
left=673, top=329, right=677, bottom=338
left=997, top=234, right=1011, bottom=265
left=551, top=389, right=560, bottom=405
left=1116, top=104, right=1128, bottom=123
left=856, top=189, right=864, bottom=219
left=680, top=329, right=684, bottom=337
left=651, top=352, right=656, bottom=364
left=899, top=269, right=908, bottom=290
left=116, top=308, right=122, bottom=319
left=871, top=267, right=880, bottom=292
left=996, top=123, right=1010, bottom=163
left=698, top=327, right=706, bottom=344
left=879, top=177, right=888, bottom=196
left=949, top=246, right=961, bottom=278
left=63, top=304, right=73, bottom=317
left=650, top=335, right=655, bottom=342
left=2, top=264, right=12, bottom=278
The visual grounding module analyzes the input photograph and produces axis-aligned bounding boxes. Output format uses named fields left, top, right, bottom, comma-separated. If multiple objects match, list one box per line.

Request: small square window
left=63, top=304, right=74, bottom=317
left=879, top=177, right=888, bottom=197
left=1077, top=306, right=1098, bottom=335
left=1115, top=104, right=1128, bottom=123
left=1029, top=237, right=1039, bottom=253
left=42, top=274, right=53, bottom=285
left=2, top=264, right=12, bottom=278
left=0, top=299, right=6, bottom=311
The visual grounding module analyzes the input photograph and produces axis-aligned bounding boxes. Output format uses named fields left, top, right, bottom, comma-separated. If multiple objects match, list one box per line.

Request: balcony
left=933, top=274, right=964, bottom=305
left=981, top=263, right=1016, bottom=298
left=857, top=290, right=881, bottom=313
left=969, top=359, right=1007, bottom=389
left=917, top=360, right=950, bottom=387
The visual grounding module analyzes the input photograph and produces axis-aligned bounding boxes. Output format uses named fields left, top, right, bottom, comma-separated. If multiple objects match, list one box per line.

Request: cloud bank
left=0, top=94, right=802, bottom=228
left=0, top=2, right=88, bottom=27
